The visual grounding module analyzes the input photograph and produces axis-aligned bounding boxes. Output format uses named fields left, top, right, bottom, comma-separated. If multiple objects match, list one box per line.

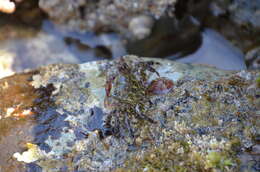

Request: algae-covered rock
left=0, top=55, right=259, bottom=172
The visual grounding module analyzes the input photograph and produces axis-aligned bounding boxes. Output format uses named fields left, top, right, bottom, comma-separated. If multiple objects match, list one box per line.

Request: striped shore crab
left=103, top=58, right=174, bottom=139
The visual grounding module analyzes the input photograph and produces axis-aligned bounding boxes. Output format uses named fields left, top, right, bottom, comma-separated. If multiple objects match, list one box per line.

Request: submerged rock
left=0, top=55, right=259, bottom=172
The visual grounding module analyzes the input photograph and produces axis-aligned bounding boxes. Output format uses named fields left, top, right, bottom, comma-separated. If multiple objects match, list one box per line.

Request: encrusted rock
left=39, top=0, right=177, bottom=38
left=0, top=55, right=259, bottom=172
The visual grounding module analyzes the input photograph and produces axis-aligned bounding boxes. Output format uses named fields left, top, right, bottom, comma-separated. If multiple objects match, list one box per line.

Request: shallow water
left=174, top=28, right=247, bottom=70
left=41, top=20, right=126, bottom=61
left=0, top=15, right=247, bottom=79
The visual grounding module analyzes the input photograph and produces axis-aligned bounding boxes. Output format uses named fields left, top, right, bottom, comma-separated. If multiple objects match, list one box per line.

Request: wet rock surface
left=0, top=56, right=259, bottom=171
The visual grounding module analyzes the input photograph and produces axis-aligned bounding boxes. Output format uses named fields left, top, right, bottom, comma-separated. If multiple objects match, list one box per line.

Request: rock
left=246, top=47, right=260, bottom=69
left=209, top=0, right=260, bottom=28
left=128, top=15, right=155, bottom=40
left=228, top=0, right=260, bottom=28
left=0, top=55, right=259, bottom=172
left=206, top=0, right=260, bottom=53
left=38, top=0, right=177, bottom=38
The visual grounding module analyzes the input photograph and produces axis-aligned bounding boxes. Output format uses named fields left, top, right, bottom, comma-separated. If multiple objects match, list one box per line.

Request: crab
left=103, top=58, right=173, bottom=139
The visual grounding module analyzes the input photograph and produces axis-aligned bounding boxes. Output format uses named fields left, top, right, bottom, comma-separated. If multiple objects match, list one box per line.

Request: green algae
left=116, top=140, right=237, bottom=172
left=205, top=151, right=233, bottom=170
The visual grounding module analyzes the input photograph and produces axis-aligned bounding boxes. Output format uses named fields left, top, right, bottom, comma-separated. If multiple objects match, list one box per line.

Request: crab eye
left=147, top=77, right=174, bottom=95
